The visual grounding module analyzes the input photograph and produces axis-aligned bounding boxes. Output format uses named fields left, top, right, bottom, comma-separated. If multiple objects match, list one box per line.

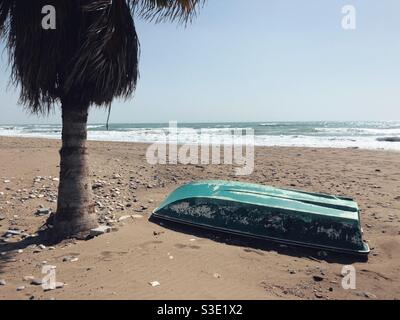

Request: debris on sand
left=149, top=281, right=160, bottom=287
left=36, top=208, right=50, bottom=216
left=118, top=215, right=132, bottom=222
left=360, top=291, right=377, bottom=299
left=131, top=214, right=144, bottom=219
left=44, top=282, right=65, bottom=291
left=4, top=229, right=23, bottom=237
left=63, top=256, right=79, bottom=262
left=312, top=275, right=325, bottom=282
left=30, top=278, right=43, bottom=286
left=314, top=292, right=324, bottom=299
left=90, top=225, right=112, bottom=237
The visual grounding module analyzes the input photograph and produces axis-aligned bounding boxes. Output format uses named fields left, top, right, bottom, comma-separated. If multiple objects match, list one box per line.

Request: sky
left=1, top=0, right=400, bottom=124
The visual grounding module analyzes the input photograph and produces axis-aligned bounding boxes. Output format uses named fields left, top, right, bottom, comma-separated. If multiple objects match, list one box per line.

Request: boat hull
left=152, top=181, right=370, bottom=255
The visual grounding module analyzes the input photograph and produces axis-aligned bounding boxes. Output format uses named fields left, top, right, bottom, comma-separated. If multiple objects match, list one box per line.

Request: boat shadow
left=149, top=216, right=368, bottom=264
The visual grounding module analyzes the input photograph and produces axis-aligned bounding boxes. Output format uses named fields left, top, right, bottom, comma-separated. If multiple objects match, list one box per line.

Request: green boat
left=152, top=180, right=370, bottom=255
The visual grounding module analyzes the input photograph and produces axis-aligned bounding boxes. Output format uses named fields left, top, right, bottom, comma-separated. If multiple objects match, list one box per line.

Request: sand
left=0, top=136, right=399, bottom=300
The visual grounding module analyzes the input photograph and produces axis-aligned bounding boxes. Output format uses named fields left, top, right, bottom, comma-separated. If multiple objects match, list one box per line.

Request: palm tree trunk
left=51, top=100, right=98, bottom=239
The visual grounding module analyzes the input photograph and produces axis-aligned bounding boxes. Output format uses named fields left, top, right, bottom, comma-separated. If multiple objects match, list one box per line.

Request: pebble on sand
left=314, top=292, right=324, bottom=299
left=312, top=275, right=325, bottom=282
left=118, top=215, right=132, bottom=222
left=44, top=282, right=65, bottom=291
left=5, top=229, right=22, bottom=236
left=363, top=292, right=377, bottom=299
left=149, top=281, right=160, bottom=287
left=30, top=278, right=43, bottom=286
left=90, top=225, right=112, bottom=237
left=131, top=214, right=143, bottom=219
left=36, top=208, right=50, bottom=216
left=63, top=255, right=78, bottom=262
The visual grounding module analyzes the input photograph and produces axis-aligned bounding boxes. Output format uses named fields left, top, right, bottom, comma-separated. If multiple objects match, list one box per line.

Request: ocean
left=1, top=121, right=400, bottom=151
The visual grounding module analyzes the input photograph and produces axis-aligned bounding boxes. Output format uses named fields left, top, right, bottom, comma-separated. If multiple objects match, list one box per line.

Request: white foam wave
left=1, top=124, right=400, bottom=151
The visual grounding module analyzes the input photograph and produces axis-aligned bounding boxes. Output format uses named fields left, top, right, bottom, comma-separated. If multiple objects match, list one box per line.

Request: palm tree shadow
left=0, top=235, right=40, bottom=276
left=0, top=229, right=67, bottom=276
left=149, top=216, right=368, bottom=264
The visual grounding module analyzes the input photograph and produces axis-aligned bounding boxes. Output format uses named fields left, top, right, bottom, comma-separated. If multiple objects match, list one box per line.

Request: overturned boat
left=152, top=180, right=370, bottom=255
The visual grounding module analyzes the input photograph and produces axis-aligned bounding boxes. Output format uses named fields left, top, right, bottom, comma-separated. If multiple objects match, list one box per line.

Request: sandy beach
left=0, top=136, right=399, bottom=300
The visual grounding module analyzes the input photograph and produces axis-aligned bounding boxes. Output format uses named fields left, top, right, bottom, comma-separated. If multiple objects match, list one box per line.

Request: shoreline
left=0, top=136, right=399, bottom=300
left=2, top=120, right=400, bottom=152
left=1, top=134, right=400, bottom=153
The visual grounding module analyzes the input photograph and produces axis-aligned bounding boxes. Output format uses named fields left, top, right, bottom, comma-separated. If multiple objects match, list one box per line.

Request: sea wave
left=1, top=122, right=400, bottom=151
left=315, top=127, right=400, bottom=136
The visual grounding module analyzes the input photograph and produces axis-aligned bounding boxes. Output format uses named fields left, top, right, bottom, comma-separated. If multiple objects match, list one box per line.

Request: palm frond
left=6, top=0, right=79, bottom=113
left=0, top=0, right=203, bottom=114
left=130, top=0, right=204, bottom=23
left=64, top=0, right=139, bottom=106
left=0, top=0, right=12, bottom=37
left=1, top=0, right=139, bottom=113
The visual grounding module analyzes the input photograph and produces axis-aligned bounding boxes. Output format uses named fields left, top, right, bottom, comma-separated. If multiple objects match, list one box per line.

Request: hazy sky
left=1, top=0, right=400, bottom=124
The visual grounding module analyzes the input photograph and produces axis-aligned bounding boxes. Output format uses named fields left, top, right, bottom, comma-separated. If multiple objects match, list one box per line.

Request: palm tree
left=0, top=0, right=203, bottom=240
